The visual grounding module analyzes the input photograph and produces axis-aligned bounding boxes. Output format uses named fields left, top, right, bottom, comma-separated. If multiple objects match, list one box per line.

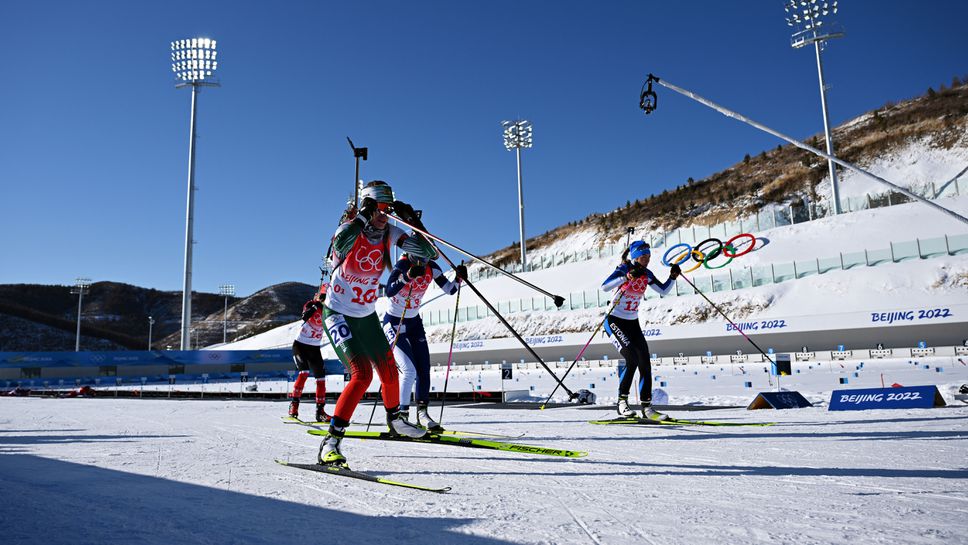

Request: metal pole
left=516, top=147, right=527, bottom=270
left=223, top=296, right=228, bottom=344
left=354, top=155, right=360, bottom=208
left=814, top=42, right=840, bottom=214
left=148, top=317, right=154, bottom=350
left=181, top=83, right=199, bottom=350
left=74, top=289, right=84, bottom=352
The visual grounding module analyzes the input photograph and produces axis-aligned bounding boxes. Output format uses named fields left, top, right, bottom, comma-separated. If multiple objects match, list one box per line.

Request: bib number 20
left=325, top=314, right=353, bottom=349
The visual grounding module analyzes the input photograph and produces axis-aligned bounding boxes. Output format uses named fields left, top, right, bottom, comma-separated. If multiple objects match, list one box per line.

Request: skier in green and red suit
left=317, top=180, right=439, bottom=467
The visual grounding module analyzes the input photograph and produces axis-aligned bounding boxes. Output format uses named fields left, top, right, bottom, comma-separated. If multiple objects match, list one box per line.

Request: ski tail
left=274, top=459, right=450, bottom=493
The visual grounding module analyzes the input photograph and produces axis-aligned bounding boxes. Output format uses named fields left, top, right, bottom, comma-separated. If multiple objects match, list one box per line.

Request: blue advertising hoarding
left=828, top=385, right=946, bottom=411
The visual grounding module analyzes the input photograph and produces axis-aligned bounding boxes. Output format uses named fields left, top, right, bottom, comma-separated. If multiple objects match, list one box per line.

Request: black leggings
left=292, top=340, right=326, bottom=378
left=605, top=315, right=653, bottom=404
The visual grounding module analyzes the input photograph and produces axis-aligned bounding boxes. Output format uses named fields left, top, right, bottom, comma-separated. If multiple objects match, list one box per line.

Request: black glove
left=359, top=197, right=378, bottom=221
left=669, top=264, right=681, bottom=280
left=301, top=300, right=322, bottom=321
left=407, top=263, right=426, bottom=279
left=454, top=264, right=468, bottom=281
left=627, top=263, right=647, bottom=279
left=392, top=200, right=424, bottom=229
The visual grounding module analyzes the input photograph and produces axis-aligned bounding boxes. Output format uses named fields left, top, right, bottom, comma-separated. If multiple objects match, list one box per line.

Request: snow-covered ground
left=3, top=392, right=966, bottom=545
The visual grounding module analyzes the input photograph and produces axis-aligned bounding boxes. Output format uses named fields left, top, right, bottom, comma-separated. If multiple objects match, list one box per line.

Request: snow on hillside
left=820, top=134, right=968, bottom=201
left=225, top=155, right=968, bottom=351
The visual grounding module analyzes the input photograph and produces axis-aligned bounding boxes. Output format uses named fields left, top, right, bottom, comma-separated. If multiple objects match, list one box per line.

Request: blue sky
left=1, top=1, right=965, bottom=296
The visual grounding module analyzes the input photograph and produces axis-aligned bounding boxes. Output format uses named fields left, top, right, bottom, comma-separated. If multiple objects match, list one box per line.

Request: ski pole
left=416, top=234, right=576, bottom=398
left=677, top=272, right=776, bottom=385
left=366, top=283, right=414, bottom=431
left=388, top=213, right=566, bottom=307
left=438, top=277, right=463, bottom=423
left=539, top=283, right=628, bottom=409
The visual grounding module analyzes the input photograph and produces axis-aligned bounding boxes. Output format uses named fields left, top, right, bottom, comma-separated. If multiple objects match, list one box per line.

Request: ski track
left=2, top=398, right=967, bottom=545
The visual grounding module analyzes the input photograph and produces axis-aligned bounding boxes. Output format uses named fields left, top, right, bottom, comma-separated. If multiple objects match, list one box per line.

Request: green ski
left=589, top=416, right=775, bottom=427
left=307, top=429, right=587, bottom=458
left=285, top=416, right=524, bottom=438
left=274, top=459, right=451, bottom=493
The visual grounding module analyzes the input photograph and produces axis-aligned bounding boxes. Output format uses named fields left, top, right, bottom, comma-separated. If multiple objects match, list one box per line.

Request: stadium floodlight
left=171, top=37, right=220, bottom=350
left=219, top=283, right=236, bottom=344
left=784, top=0, right=844, bottom=215
left=501, top=120, right=533, bottom=270
left=148, top=316, right=155, bottom=351
left=70, top=278, right=91, bottom=352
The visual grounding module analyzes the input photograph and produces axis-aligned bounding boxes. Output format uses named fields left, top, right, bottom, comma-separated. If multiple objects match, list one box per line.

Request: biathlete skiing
left=317, top=180, right=439, bottom=467
left=601, top=240, right=680, bottom=420
left=382, top=254, right=466, bottom=432
left=287, top=285, right=330, bottom=423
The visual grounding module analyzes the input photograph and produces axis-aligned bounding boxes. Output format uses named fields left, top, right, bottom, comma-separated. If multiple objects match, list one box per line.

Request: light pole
left=347, top=138, right=368, bottom=207
left=501, top=120, right=533, bottom=270
left=148, top=316, right=155, bottom=350
left=70, top=278, right=91, bottom=352
left=171, top=37, right=220, bottom=349
left=219, top=283, right=235, bottom=344
left=785, top=0, right=844, bottom=215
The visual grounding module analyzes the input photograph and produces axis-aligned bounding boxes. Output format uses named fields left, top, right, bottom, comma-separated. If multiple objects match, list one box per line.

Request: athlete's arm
left=602, top=264, right=630, bottom=291
left=385, top=257, right=411, bottom=298
left=647, top=269, right=675, bottom=295
left=431, top=261, right=459, bottom=295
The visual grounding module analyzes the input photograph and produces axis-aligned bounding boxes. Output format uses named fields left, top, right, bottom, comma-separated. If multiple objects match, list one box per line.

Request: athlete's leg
left=408, top=318, right=432, bottom=404
left=383, top=315, right=416, bottom=410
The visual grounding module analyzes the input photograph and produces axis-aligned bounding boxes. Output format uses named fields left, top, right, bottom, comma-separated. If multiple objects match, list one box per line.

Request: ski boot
left=416, top=402, right=444, bottom=433
left=616, top=395, right=635, bottom=417
left=317, top=426, right=347, bottom=468
left=642, top=405, right=669, bottom=422
left=288, top=398, right=300, bottom=418
left=315, top=403, right=331, bottom=424
left=387, top=409, right=429, bottom=438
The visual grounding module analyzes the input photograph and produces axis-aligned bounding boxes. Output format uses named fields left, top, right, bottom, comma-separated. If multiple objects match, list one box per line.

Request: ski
left=285, top=417, right=524, bottom=438
left=589, top=416, right=775, bottom=427
left=282, top=416, right=328, bottom=427
left=306, top=429, right=588, bottom=458
left=274, top=459, right=451, bottom=493
left=350, top=422, right=526, bottom=439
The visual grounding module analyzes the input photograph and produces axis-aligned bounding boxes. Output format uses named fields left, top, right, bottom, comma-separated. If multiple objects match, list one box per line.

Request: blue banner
left=828, top=385, right=945, bottom=411
left=747, top=391, right=812, bottom=410
left=0, top=350, right=343, bottom=374
left=0, top=350, right=291, bottom=368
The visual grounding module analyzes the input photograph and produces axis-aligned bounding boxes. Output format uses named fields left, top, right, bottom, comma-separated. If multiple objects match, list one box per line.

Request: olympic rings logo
left=661, top=233, right=757, bottom=273
left=355, top=248, right=383, bottom=272
left=411, top=274, right=431, bottom=290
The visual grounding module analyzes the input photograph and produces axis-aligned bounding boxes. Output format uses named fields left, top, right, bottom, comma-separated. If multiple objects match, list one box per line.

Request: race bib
left=383, top=321, right=405, bottom=344
left=325, top=314, right=353, bottom=348
left=382, top=321, right=396, bottom=344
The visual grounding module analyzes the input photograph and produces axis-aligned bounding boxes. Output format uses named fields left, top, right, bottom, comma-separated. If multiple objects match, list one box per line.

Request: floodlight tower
left=501, top=120, right=533, bottom=270
left=148, top=316, right=155, bottom=350
left=785, top=0, right=844, bottom=215
left=70, top=278, right=91, bottom=352
left=171, top=38, right=220, bottom=349
left=219, top=283, right=235, bottom=344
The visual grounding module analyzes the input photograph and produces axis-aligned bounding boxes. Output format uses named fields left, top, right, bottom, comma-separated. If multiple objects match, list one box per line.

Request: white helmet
left=360, top=181, right=395, bottom=204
